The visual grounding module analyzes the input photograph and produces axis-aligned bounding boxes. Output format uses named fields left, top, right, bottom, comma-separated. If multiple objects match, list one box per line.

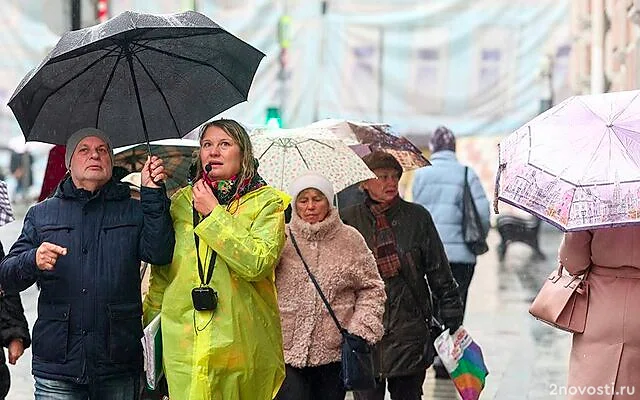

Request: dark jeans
left=34, top=374, right=140, bottom=400
left=353, top=370, right=426, bottom=400
left=275, top=362, right=345, bottom=400
left=449, top=262, right=476, bottom=317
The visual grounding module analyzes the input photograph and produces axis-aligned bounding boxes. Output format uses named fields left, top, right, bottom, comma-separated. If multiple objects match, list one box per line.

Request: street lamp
left=538, top=54, right=554, bottom=113
left=274, top=13, right=292, bottom=129
left=71, top=0, right=81, bottom=30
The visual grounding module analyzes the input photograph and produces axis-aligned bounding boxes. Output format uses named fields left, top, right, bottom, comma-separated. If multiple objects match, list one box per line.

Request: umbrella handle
left=143, top=144, right=166, bottom=189
left=493, top=144, right=505, bottom=214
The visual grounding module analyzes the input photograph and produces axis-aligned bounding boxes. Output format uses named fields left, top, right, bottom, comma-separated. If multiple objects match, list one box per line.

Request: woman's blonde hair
left=193, top=119, right=257, bottom=195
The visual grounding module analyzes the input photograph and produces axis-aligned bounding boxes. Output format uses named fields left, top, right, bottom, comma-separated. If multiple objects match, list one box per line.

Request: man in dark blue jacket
left=0, top=128, right=175, bottom=399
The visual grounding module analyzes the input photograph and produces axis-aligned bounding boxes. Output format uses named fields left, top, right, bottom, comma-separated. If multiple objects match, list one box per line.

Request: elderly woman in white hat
left=275, top=171, right=386, bottom=400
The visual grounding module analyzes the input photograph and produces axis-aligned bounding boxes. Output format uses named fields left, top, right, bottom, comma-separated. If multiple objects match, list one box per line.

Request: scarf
left=211, top=172, right=267, bottom=205
left=365, top=195, right=401, bottom=278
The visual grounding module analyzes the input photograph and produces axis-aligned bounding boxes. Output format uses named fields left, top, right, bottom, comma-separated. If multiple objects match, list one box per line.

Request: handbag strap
left=464, top=166, right=470, bottom=189
left=289, top=229, right=345, bottom=334
left=463, top=166, right=472, bottom=204
left=558, top=264, right=591, bottom=281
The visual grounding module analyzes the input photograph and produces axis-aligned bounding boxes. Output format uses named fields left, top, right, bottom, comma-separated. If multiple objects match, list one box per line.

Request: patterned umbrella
left=250, top=128, right=376, bottom=193
left=0, top=181, right=15, bottom=227
left=114, top=139, right=199, bottom=196
left=307, top=119, right=430, bottom=171
left=496, top=89, right=640, bottom=231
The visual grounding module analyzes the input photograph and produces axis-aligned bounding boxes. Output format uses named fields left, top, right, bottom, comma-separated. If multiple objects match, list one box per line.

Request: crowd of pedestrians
left=0, top=121, right=631, bottom=400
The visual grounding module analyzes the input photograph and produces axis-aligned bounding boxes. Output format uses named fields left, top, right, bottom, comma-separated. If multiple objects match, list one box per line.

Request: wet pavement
left=0, top=205, right=571, bottom=399
left=451, top=226, right=572, bottom=400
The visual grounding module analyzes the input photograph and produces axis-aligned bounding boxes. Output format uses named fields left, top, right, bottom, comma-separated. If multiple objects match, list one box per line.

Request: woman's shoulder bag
left=529, top=264, right=590, bottom=333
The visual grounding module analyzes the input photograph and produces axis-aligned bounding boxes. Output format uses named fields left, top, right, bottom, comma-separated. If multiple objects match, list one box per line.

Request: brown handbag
left=529, top=265, right=590, bottom=333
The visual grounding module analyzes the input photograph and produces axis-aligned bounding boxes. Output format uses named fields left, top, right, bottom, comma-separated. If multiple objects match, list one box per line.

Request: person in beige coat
left=559, top=226, right=640, bottom=400
left=275, top=171, right=386, bottom=400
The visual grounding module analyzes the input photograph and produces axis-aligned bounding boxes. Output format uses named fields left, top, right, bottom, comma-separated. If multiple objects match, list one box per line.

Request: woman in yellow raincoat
left=143, top=119, right=289, bottom=400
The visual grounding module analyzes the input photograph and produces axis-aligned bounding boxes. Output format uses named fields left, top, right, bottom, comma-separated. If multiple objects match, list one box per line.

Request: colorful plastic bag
left=434, top=327, right=489, bottom=400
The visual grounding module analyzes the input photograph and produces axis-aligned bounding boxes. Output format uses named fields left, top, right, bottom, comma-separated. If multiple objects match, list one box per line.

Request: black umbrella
left=8, top=10, right=265, bottom=151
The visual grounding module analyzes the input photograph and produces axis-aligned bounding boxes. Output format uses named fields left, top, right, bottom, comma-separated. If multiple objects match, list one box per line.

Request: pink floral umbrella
left=495, top=89, right=640, bottom=231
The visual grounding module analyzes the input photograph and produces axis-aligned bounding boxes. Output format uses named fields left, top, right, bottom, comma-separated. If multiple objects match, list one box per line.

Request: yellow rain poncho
left=143, top=185, right=290, bottom=400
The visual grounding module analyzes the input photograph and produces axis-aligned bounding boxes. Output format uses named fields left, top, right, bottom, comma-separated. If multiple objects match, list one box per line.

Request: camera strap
left=193, top=205, right=217, bottom=286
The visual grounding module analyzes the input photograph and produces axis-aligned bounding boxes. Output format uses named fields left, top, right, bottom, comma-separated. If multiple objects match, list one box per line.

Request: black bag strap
left=462, top=166, right=478, bottom=220
left=289, top=229, right=345, bottom=334
left=463, top=166, right=470, bottom=190
left=193, top=206, right=217, bottom=286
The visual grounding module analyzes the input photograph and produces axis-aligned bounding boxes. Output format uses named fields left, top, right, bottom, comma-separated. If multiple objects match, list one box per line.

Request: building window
left=341, top=26, right=381, bottom=114
left=215, top=0, right=251, bottom=9
left=479, top=48, right=501, bottom=92
left=471, top=27, right=515, bottom=112
left=406, top=27, right=448, bottom=114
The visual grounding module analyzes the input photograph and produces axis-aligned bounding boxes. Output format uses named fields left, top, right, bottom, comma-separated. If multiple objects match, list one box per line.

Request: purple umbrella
left=495, top=89, right=640, bottom=231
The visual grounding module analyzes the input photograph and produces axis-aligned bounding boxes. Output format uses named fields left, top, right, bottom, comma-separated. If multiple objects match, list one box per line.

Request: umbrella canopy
left=250, top=128, right=376, bottom=193
left=114, top=138, right=199, bottom=196
left=0, top=181, right=15, bottom=227
left=495, top=89, right=640, bottom=231
left=8, top=10, right=265, bottom=149
left=307, top=118, right=430, bottom=171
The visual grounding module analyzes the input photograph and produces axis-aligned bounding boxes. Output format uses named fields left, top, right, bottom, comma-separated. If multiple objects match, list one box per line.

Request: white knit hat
left=288, top=171, right=334, bottom=202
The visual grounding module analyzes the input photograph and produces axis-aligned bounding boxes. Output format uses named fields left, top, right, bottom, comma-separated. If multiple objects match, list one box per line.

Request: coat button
left=82, top=288, right=88, bottom=294
left=82, top=330, right=87, bottom=336
left=82, top=248, right=87, bottom=254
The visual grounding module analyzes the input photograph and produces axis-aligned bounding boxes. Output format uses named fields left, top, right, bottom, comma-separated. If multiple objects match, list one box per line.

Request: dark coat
left=0, top=242, right=31, bottom=399
left=337, top=183, right=365, bottom=211
left=341, top=198, right=463, bottom=378
left=0, top=176, right=175, bottom=384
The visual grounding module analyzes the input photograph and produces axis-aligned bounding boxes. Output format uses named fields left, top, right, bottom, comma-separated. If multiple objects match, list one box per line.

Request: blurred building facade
left=1, top=0, right=574, bottom=205
left=571, top=0, right=640, bottom=93
left=3, top=0, right=572, bottom=140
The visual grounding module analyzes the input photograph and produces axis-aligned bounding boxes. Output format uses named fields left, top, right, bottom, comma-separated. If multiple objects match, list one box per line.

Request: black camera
left=191, top=286, right=218, bottom=311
